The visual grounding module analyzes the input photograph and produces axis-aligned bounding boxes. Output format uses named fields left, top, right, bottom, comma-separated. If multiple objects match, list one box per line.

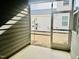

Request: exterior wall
left=0, top=8, right=30, bottom=59
left=31, top=15, right=51, bottom=32
left=53, top=0, right=72, bottom=11
left=31, top=13, right=70, bottom=32
left=71, top=11, right=79, bottom=59
left=53, top=13, right=70, bottom=29
left=71, top=31, right=79, bottom=59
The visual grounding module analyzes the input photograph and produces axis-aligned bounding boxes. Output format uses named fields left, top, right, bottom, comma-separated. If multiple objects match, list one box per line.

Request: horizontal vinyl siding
left=0, top=14, right=30, bottom=59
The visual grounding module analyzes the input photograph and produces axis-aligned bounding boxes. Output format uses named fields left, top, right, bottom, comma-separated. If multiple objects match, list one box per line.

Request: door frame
left=50, top=0, right=74, bottom=50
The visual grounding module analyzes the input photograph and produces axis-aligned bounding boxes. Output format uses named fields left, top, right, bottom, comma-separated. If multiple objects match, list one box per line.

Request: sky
left=30, top=0, right=79, bottom=10
left=31, top=2, right=51, bottom=10
left=76, top=0, right=79, bottom=7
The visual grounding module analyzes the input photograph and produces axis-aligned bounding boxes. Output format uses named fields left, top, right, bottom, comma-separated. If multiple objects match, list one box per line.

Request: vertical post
left=68, top=0, right=74, bottom=50
left=28, top=2, right=31, bottom=44
left=50, top=3, right=53, bottom=48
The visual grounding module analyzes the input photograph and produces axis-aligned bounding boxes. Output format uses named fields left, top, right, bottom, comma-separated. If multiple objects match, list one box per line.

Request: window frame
left=63, top=0, right=69, bottom=5
left=62, top=16, right=68, bottom=27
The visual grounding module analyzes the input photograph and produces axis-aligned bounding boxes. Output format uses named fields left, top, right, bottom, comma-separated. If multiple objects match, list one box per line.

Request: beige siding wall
left=0, top=13, right=30, bottom=59
left=71, top=31, right=79, bottom=59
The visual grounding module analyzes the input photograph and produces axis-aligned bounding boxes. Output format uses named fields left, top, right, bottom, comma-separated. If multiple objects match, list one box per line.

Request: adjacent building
left=31, top=0, right=75, bottom=32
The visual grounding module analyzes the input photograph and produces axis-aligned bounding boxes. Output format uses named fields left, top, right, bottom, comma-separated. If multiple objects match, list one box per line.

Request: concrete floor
left=9, top=45, right=71, bottom=59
